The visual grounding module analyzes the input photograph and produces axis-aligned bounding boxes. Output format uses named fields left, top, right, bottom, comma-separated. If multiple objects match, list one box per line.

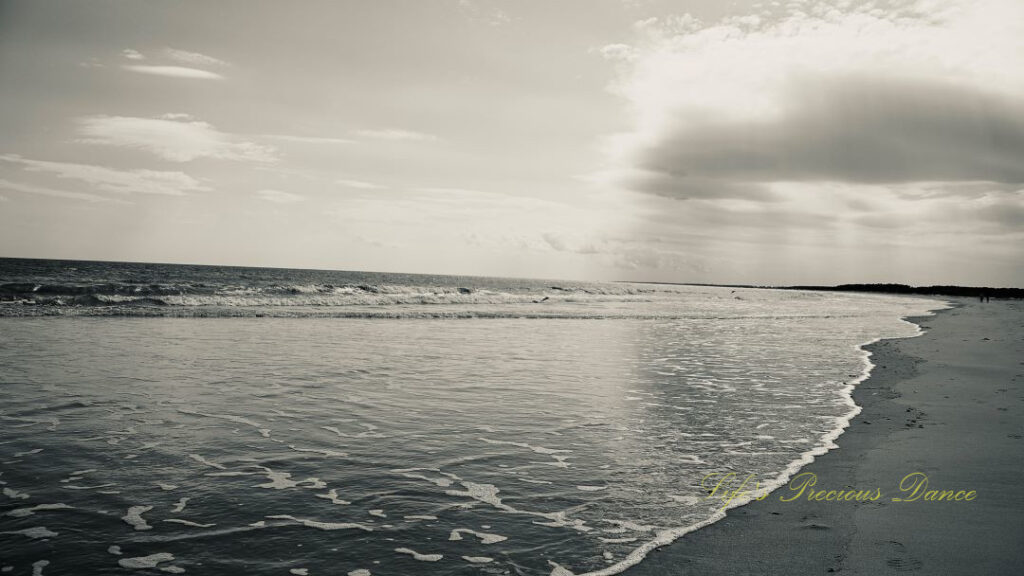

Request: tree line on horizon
left=785, top=283, right=1024, bottom=299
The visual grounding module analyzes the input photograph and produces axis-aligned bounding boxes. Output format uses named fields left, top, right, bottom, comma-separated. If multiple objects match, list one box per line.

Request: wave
left=0, top=281, right=675, bottom=317
left=565, top=307, right=950, bottom=576
left=0, top=307, right=849, bottom=320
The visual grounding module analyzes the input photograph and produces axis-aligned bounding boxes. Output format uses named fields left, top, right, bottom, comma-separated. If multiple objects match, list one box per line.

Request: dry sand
left=627, top=297, right=1024, bottom=575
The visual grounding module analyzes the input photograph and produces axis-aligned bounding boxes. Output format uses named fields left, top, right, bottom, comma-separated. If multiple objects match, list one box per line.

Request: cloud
left=163, top=48, right=228, bottom=67
left=603, top=0, right=1024, bottom=200
left=336, top=179, right=385, bottom=189
left=627, top=75, right=1024, bottom=197
left=595, top=43, right=637, bottom=62
left=257, top=189, right=304, bottom=204
left=77, top=115, right=276, bottom=163
left=354, top=128, right=438, bottom=141
left=456, top=0, right=513, bottom=27
left=116, top=48, right=226, bottom=79
left=260, top=134, right=356, bottom=145
left=0, top=154, right=209, bottom=196
left=411, top=186, right=482, bottom=196
left=0, top=179, right=118, bottom=203
left=122, top=65, right=224, bottom=80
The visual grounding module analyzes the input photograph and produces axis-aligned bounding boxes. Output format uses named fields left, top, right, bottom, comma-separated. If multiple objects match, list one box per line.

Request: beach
left=629, top=297, right=1024, bottom=575
left=1, top=258, right=955, bottom=575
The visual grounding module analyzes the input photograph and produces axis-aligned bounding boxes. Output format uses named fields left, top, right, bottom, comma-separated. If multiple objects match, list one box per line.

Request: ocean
left=0, top=258, right=947, bottom=575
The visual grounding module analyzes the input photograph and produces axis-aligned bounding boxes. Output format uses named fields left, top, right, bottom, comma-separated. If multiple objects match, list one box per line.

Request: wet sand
left=628, top=297, right=1024, bottom=575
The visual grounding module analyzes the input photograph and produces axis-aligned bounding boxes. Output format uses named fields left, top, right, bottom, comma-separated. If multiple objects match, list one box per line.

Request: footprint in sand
left=882, top=540, right=923, bottom=572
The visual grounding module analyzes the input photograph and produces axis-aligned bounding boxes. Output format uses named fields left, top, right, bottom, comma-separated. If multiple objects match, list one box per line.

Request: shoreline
left=625, top=297, right=1024, bottom=575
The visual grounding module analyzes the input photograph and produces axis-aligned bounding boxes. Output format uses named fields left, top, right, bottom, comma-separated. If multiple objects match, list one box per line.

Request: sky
left=0, top=0, right=1022, bottom=286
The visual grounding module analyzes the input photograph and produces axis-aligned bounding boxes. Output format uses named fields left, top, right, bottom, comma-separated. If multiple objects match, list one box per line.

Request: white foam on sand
left=532, top=511, right=591, bottom=533
left=163, top=519, right=215, bottom=528
left=548, top=560, right=574, bottom=576
left=543, top=307, right=949, bottom=576
left=118, top=553, right=175, bottom=569
left=445, top=482, right=512, bottom=511
left=288, top=445, right=347, bottom=457
left=2, top=487, right=30, bottom=499
left=122, top=506, right=154, bottom=531
left=479, top=437, right=571, bottom=467
left=188, top=454, right=225, bottom=470
left=315, top=489, right=351, bottom=505
left=392, top=468, right=456, bottom=488
left=449, top=528, right=507, bottom=544
left=394, top=548, right=443, bottom=562
left=61, top=483, right=115, bottom=490
left=6, top=504, right=73, bottom=517
left=266, top=514, right=373, bottom=532
left=444, top=478, right=592, bottom=533
left=600, top=520, right=653, bottom=534
left=1, top=526, right=58, bottom=539
left=253, top=466, right=326, bottom=490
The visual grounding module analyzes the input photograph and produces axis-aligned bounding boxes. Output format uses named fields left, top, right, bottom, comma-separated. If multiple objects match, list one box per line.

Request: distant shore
left=625, top=280, right=1024, bottom=300
left=627, top=297, right=1024, bottom=575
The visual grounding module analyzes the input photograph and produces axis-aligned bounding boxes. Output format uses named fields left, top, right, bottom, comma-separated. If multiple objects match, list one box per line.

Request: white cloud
left=77, top=115, right=276, bottom=163
left=411, top=186, right=482, bottom=196
left=603, top=0, right=1024, bottom=199
left=257, top=189, right=305, bottom=204
left=0, top=178, right=120, bottom=203
left=261, top=134, right=356, bottom=145
left=122, top=65, right=224, bottom=80
left=122, top=49, right=145, bottom=61
left=595, top=43, right=637, bottom=61
left=354, top=128, right=438, bottom=141
left=457, top=0, right=513, bottom=27
left=163, top=48, right=228, bottom=67
left=337, top=179, right=385, bottom=189
left=0, top=154, right=209, bottom=196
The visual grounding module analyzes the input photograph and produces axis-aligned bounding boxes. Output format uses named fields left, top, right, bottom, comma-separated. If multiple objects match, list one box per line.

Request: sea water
left=0, top=258, right=947, bottom=575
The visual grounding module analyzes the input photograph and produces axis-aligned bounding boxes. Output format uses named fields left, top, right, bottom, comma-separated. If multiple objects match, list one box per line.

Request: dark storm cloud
left=631, top=76, right=1024, bottom=199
